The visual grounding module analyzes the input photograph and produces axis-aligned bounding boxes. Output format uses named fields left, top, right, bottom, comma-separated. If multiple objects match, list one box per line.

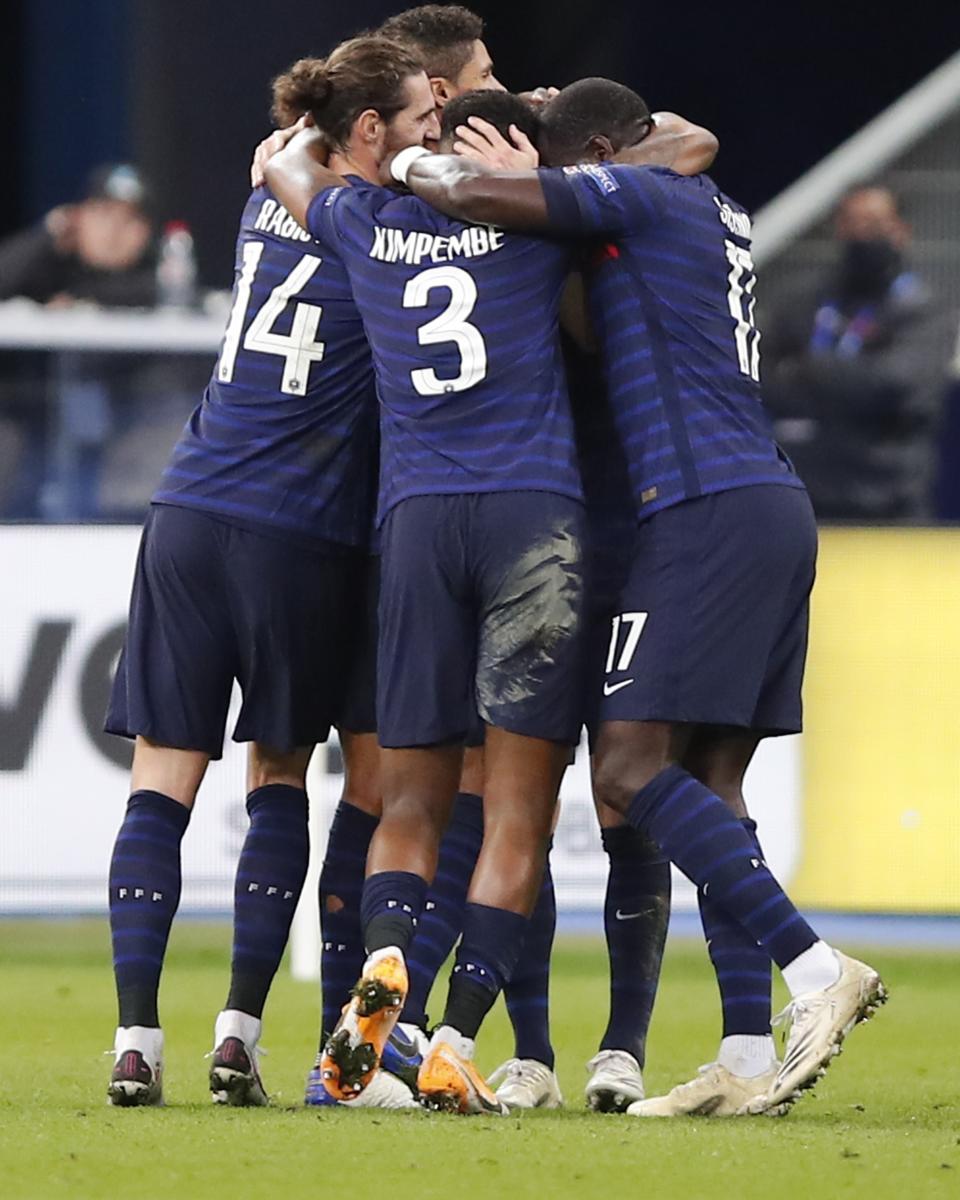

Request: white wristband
left=391, top=145, right=431, bottom=185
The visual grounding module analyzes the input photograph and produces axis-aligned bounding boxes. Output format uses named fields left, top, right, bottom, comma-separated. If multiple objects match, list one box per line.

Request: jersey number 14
left=217, top=241, right=326, bottom=396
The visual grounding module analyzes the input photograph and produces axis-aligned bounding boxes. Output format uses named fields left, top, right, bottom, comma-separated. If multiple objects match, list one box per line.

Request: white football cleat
left=108, top=1026, right=164, bottom=1107
left=488, top=1058, right=563, bottom=1110
left=627, top=1062, right=782, bottom=1117
left=584, top=1049, right=645, bottom=1112
left=209, top=1010, right=268, bottom=1106
left=750, top=951, right=887, bottom=1114
left=342, top=1068, right=420, bottom=1110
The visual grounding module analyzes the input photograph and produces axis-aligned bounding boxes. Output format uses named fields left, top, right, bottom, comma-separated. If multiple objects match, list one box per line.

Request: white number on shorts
left=724, top=239, right=761, bottom=382
left=217, top=240, right=326, bottom=396
left=403, top=266, right=488, bottom=395
left=605, top=611, right=648, bottom=674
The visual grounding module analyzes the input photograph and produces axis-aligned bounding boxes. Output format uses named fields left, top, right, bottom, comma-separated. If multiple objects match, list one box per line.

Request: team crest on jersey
left=563, top=163, right=620, bottom=195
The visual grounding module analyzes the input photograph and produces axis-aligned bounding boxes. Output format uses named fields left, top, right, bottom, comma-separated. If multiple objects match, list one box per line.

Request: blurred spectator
left=0, top=164, right=156, bottom=306
left=0, top=164, right=207, bottom=520
left=763, top=184, right=955, bottom=521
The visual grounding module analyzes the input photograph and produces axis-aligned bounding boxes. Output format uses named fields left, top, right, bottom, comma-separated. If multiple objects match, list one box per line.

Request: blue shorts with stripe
left=595, top=484, right=817, bottom=735
left=377, top=492, right=587, bottom=748
left=106, top=504, right=367, bottom=757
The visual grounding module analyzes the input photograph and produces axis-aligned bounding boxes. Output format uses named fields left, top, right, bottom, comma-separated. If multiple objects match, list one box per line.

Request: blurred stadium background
left=1, top=1, right=958, bottom=947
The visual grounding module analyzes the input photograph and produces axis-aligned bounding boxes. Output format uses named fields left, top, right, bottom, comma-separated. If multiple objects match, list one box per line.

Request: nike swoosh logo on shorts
left=603, top=678, right=634, bottom=696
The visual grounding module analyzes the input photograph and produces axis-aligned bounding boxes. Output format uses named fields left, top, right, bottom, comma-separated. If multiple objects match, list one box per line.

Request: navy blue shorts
left=583, top=518, right=632, bottom=751
left=336, top=555, right=485, bottom=744
left=338, top=555, right=379, bottom=735
left=378, top=492, right=587, bottom=748
left=597, top=485, right=817, bottom=735
left=106, top=504, right=367, bottom=757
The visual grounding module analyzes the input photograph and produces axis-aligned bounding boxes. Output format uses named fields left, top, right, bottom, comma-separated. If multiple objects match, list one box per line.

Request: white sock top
left=781, top=940, right=842, bottom=998
left=214, top=1008, right=262, bottom=1050
left=430, top=1024, right=475, bottom=1061
left=717, top=1034, right=777, bottom=1078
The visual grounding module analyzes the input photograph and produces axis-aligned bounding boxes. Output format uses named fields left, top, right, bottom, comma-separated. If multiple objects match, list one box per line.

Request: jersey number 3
left=217, top=241, right=326, bottom=396
left=403, top=266, right=488, bottom=396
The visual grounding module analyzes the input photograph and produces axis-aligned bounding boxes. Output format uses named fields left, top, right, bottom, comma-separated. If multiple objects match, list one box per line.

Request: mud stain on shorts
left=476, top=518, right=584, bottom=718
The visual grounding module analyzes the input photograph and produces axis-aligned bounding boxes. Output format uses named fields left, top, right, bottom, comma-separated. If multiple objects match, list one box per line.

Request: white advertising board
left=0, top=527, right=801, bottom=932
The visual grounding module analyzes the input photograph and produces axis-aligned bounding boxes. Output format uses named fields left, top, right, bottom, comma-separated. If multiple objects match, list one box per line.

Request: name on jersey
left=368, top=224, right=505, bottom=265
left=253, top=198, right=312, bottom=243
left=713, top=196, right=752, bottom=238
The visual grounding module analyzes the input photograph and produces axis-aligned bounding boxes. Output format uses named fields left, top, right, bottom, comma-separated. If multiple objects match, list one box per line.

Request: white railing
left=752, top=49, right=960, bottom=266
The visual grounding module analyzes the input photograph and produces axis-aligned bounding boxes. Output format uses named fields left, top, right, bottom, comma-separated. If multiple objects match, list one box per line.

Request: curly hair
left=379, top=5, right=483, bottom=81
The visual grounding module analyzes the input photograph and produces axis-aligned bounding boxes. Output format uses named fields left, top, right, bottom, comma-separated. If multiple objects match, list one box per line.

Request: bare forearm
left=263, top=129, right=343, bottom=228
left=405, top=155, right=551, bottom=229
left=618, top=112, right=719, bottom=175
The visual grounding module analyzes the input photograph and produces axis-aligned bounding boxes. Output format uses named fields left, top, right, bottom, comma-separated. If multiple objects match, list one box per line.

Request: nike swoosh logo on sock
left=615, top=908, right=653, bottom=921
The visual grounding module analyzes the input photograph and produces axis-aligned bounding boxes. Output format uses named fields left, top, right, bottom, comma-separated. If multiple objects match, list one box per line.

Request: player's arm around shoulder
left=616, top=113, right=719, bottom=176
left=394, top=118, right=552, bottom=231
left=263, top=127, right=347, bottom=232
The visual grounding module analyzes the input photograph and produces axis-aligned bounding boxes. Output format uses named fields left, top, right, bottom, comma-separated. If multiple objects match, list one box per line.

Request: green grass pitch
left=1, top=920, right=957, bottom=1199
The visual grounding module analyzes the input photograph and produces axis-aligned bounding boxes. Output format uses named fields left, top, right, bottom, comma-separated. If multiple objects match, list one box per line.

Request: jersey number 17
left=724, top=239, right=761, bottom=383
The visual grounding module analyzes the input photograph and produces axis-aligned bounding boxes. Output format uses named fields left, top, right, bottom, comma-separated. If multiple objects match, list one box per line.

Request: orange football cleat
left=320, top=950, right=408, bottom=1101
left=417, top=1040, right=508, bottom=1115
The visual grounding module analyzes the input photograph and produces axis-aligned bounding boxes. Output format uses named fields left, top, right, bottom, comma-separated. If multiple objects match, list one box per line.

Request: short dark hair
left=379, top=5, right=483, bottom=81
left=440, top=90, right=540, bottom=150
left=271, top=36, right=424, bottom=149
left=541, top=77, right=652, bottom=166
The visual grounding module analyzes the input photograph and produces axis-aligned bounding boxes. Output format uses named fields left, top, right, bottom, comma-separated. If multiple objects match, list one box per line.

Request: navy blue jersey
left=564, top=336, right=634, bottom=615
left=154, top=187, right=377, bottom=548
left=540, top=164, right=804, bottom=521
left=306, top=178, right=581, bottom=523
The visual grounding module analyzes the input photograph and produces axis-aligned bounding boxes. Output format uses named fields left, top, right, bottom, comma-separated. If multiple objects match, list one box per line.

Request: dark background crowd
left=1, top=0, right=958, bottom=521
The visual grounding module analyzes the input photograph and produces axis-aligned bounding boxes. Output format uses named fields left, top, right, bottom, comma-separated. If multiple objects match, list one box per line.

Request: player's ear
left=430, top=76, right=454, bottom=106
left=355, top=108, right=383, bottom=145
left=588, top=134, right=615, bottom=162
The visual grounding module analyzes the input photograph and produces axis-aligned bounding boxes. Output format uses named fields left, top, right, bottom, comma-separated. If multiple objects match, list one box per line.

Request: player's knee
left=382, top=791, right=446, bottom=838
left=592, top=744, right=662, bottom=815
left=484, top=804, right=553, bottom=851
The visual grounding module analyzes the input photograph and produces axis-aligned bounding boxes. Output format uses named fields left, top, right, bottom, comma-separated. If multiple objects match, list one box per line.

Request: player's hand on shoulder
left=454, top=116, right=539, bottom=170
left=250, top=114, right=316, bottom=188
